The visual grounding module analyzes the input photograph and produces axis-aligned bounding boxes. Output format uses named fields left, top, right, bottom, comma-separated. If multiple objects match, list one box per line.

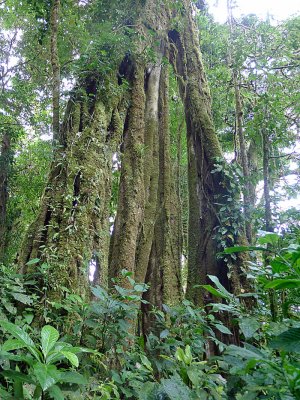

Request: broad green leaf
left=239, top=318, right=260, bottom=339
left=13, top=378, right=23, bottom=400
left=121, top=269, right=132, bottom=277
left=0, top=321, right=34, bottom=347
left=61, top=345, right=96, bottom=354
left=270, top=328, right=300, bottom=352
left=201, top=284, right=227, bottom=299
left=1, top=370, right=34, bottom=384
left=0, top=386, right=13, bottom=400
left=236, top=391, right=258, bottom=400
left=215, top=323, right=232, bottom=335
left=160, top=329, right=169, bottom=339
left=223, top=246, right=266, bottom=254
left=2, top=339, right=26, bottom=352
left=175, top=347, right=185, bottom=363
left=226, top=345, right=266, bottom=360
left=140, top=354, right=153, bottom=371
left=41, top=326, right=59, bottom=358
left=2, top=301, right=17, bottom=315
left=187, top=365, right=200, bottom=386
left=270, top=259, right=290, bottom=273
left=161, top=374, right=192, bottom=400
left=60, top=351, right=79, bottom=367
left=0, top=350, right=34, bottom=364
left=59, top=371, right=87, bottom=385
left=245, top=358, right=261, bottom=373
left=208, top=275, right=233, bottom=298
left=46, top=343, right=75, bottom=364
left=257, top=232, right=280, bottom=246
left=33, top=363, right=60, bottom=391
left=48, top=385, right=64, bottom=400
left=0, top=320, right=40, bottom=361
left=33, top=386, right=42, bottom=399
left=184, top=345, right=193, bottom=365
left=114, top=285, right=129, bottom=297
left=23, top=314, right=34, bottom=325
left=137, top=382, right=160, bottom=400
left=11, top=292, right=33, bottom=305
left=264, top=278, right=300, bottom=290
left=210, top=303, right=238, bottom=313
left=25, top=258, right=40, bottom=266
left=134, top=284, right=148, bottom=292
left=91, top=285, right=108, bottom=300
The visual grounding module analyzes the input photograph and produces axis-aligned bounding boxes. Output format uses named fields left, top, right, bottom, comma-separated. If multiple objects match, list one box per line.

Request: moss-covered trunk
left=142, top=65, right=183, bottom=335
left=19, top=76, right=119, bottom=304
left=134, top=61, right=161, bottom=284
left=0, top=130, right=12, bottom=263
left=109, top=61, right=146, bottom=283
left=168, top=1, right=249, bottom=301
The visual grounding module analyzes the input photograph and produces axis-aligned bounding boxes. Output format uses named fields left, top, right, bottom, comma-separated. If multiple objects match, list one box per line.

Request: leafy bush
left=1, top=240, right=300, bottom=400
left=0, top=322, right=92, bottom=399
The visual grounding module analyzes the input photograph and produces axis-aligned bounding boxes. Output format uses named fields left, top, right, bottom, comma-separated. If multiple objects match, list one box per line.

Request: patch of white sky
left=206, top=0, right=299, bottom=24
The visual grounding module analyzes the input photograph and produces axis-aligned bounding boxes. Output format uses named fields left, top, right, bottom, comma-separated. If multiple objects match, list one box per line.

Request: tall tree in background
left=50, top=0, right=61, bottom=145
left=227, top=0, right=252, bottom=243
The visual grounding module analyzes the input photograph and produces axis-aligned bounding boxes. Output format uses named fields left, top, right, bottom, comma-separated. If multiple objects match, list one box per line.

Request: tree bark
left=134, top=61, right=161, bottom=284
left=109, top=61, right=146, bottom=284
left=0, top=130, right=12, bottom=263
left=19, top=76, right=119, bottom=304
left=262, top=128, right=273, bottom=232
left=169, top=0, right=249, bottom=299
left=142, top=65, right=183, bottom=335
left=18, top=0, right=251, bottom=321
left=50, top=0, right=61, bottom=145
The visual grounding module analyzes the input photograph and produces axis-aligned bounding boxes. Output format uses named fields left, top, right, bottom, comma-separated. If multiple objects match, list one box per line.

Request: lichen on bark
left=19, top=75, right=121, bottom=305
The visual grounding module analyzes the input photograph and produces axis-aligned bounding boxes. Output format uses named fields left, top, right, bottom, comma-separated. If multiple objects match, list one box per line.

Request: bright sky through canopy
left=207, top=0, right=300, bottom=23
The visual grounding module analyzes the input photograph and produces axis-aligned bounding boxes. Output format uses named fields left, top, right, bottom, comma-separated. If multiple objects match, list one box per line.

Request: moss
left=19, top=81, right=119, bottom=308
left=135, top=62, right=161, bottom=284
left=109, top=62, right=146, bottom=285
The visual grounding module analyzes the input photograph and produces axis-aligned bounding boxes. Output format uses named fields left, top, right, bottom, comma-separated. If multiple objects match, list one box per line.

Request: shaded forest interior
left=0, top=0, right=300, bottom=398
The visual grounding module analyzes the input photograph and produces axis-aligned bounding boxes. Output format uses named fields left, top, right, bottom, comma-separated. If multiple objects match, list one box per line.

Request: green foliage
left=0, top=254, right=299, bottom=399
left=0, top=264, right=36, bottom=320
left=5, top=139, right=52, bottom=263
left=212, top=159, right=245, bottom=253
left=0, top=321, right=91, bottom=399
left=1, top=0, right=299, bottom=398
left=225, top=231, right=300, bottom=319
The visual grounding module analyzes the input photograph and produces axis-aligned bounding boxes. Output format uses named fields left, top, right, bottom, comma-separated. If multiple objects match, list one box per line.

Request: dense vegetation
left=0, top=0, right=299, bottom=398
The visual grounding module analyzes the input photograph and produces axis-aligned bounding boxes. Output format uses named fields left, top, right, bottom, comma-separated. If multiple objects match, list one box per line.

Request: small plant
left=0, top=264, right=37, bottom=321
left=0, top=321, right=91, bottom=399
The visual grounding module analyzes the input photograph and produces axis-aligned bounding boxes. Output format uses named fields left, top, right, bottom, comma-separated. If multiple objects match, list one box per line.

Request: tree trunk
left=142, top=65, right=182, bottom=335
left=0, top=130, right=12, bottom=263
left=169, top=0, right=249, bottom=299
left=234, top=75, right=253, bottom=243
left=247, top=139, right=258, bottom=217
left=17, top=0, right=251, bottom=323
left=262, top=128, right=273, bottom=232
left=50, top=0, right=61, bottom=145
left=109, top=61, right=146, bottom=284
left=262, top=126, right=278, bottom=321
left=134, top=61, right=161, bottom=284
left=19, top=76, right=119, bottom=304
left=227, top=0, right=252, bottom=243
left=186, top=134, right=204, bottom=304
